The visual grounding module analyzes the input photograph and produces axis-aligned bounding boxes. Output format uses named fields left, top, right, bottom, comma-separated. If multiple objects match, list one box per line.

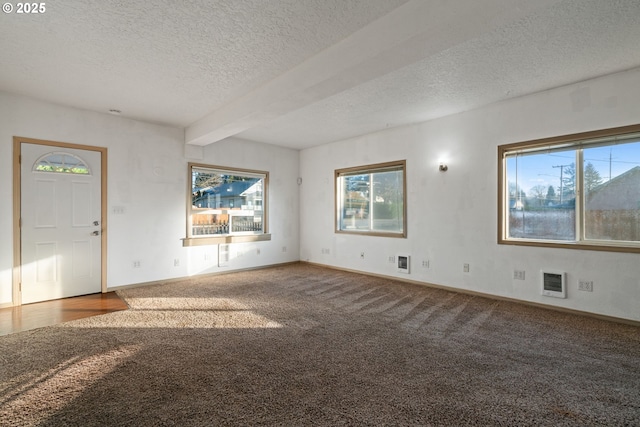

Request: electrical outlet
left=174, top=258, right=180, bottom=267
left=422, top=259, right=430, bottom=269
left=133, top=260, right=141, bottom=268
left=321, top=248, right=331, bottom=255
left=578, top=280, right=594, bottom=292
left=256, top=248, right=260, bottom=255
left=360, top=252, right=365, bottom=259
left=513, top=270, right=525, bottom=280
left=282, top=246, right=287, bottom=253
left=388, top=256, right=395, bottom=263
left=463, top=263, right=470, bottom=273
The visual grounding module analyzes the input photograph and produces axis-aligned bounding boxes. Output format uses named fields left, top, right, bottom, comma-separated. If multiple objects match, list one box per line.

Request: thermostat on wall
left=541, top=270, right=566, bottom=298
left=397, top=254, right=410, bottom=274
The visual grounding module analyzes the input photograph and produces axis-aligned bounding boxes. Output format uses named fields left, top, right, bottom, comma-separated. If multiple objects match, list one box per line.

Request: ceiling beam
left=185, top=0, right=560, bottom=146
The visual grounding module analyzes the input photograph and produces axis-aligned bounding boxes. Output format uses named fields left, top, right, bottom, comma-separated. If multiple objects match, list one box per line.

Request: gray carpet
left=1, top=263, right=639, bottom=426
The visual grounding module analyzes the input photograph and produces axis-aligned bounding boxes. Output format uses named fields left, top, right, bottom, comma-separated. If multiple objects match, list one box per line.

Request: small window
left=336, top=160, right=406, bottom=237
left=184, top=163, right=269, bottom=246
left=33, top=152, right=90, bottom=174
left=498, top=125, right=640, bottom=253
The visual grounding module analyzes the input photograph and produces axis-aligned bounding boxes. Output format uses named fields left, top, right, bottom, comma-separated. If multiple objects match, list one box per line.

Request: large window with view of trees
left=183, top=163, right=269, bottom=246
left=336, top=160, right=406, bottom=237
left=498, top=125, right=640, bottom=252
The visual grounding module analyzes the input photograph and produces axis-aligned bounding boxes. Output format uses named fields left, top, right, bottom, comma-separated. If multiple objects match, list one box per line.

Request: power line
left=552, top=164, right=572, bottom=203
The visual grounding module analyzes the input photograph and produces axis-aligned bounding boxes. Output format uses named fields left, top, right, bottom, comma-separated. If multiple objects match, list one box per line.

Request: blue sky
left=507, top=141, right=640, bottom=196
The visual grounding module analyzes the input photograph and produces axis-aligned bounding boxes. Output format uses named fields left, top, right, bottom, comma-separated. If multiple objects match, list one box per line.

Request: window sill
left=182, top=234, right=271, bottom=247
left=499, top=238, right=640, bottom=254
left=336, top=230, right=406, bottom=238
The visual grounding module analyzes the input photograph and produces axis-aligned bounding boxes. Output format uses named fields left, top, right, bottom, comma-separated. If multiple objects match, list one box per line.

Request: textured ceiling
left=0, top=0, right=407, bottom=127
left=1, top=0, right=639, bottom=149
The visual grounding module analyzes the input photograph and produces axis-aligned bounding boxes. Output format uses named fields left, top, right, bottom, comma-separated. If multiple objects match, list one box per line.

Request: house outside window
left=336, top=160, right=406, bottom=238
left=498, top=125, right=640, bottom=253
left=184, top=163, right=270, bottom=246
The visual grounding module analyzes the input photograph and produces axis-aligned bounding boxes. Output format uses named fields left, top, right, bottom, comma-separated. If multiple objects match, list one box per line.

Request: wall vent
left=397, top=254, right=410, bottom=274
left=541, top=270, right=566, bottom=298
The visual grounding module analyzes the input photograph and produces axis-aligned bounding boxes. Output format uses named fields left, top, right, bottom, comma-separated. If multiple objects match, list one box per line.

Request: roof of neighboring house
left=586, top=166, right=640, bottom=210
left=196, top=180, right=258, bottom=198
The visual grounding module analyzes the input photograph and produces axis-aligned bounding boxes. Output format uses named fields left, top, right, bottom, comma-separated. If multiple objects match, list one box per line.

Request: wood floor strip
left=0, top=292, right=128, bottom=336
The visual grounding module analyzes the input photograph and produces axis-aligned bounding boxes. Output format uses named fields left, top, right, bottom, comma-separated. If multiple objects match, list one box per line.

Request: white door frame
left=12, top=136, right=108, bottom=306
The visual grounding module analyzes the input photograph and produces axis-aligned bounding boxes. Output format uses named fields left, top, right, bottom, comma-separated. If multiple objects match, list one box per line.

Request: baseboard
left=106, top=259, right=638, bottom=327
left=107, top=261, right=301, bottom=292
left=301, top=261, right=640, bottom=327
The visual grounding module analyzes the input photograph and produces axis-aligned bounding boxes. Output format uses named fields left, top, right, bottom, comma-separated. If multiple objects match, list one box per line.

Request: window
left=183, top=163, right=270, bottom=246
left=336, top=160, right=406, bottom=237
left=33, top=152, right=90, bottom=174
left=498, top=124, right=640, bottom=252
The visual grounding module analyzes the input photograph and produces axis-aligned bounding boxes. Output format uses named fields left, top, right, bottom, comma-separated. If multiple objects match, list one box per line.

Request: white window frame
left=182, top=163, right=270, bottom=247
left=498, top=124, right=640, bottom=253
left=335, top=160, right=407, bottom=238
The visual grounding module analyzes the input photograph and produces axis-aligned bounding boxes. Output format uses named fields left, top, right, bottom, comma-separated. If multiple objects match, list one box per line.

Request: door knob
left=91, top=230, right=100, bottom=236
left=93, top=221, right=100, bottom=226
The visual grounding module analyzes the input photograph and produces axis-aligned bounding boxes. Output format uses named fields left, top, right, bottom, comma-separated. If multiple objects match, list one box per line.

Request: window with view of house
left=498, top=125, right=640, bottom=252
left=336, top=160, right=406, bottom=237
left=183, top=163, right=269, bottom=246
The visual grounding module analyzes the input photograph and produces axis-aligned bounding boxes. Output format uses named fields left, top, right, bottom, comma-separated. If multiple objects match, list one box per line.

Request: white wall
left=299, top=68, right=640, bottom=322
left=0, top=92, right=299, bottom=305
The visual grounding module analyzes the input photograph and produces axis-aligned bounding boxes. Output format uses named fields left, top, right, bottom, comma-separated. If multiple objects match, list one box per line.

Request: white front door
left=20, top=143, right=102, bottom=304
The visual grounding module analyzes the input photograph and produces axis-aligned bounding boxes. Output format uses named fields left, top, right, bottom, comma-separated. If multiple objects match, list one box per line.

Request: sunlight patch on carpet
left=59, top=309, right=283, bottom=329
left=120, top=296, right=249, bottom=311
